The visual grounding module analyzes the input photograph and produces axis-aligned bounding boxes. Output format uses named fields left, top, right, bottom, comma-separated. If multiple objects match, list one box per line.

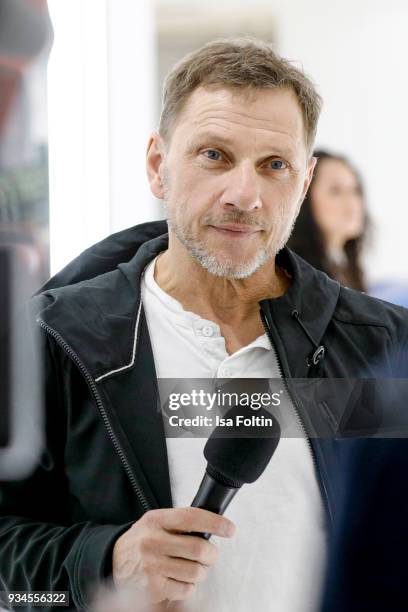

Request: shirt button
left=221, top=368, right=232, bottom=377
left=202, top=326, right=214, bottom=337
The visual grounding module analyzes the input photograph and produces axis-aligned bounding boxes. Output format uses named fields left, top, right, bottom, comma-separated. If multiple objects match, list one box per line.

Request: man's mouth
left=209, top=224, right=261, bottom=236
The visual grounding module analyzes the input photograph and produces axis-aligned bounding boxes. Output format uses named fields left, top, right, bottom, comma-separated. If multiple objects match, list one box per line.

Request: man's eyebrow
left=186, top=131, right=234, bottom=151
left=186, top=131, right=296, bottom=157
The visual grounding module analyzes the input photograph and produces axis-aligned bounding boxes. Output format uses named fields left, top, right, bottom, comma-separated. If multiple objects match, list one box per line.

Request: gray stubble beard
left=163, top=179, right=301, bottom=279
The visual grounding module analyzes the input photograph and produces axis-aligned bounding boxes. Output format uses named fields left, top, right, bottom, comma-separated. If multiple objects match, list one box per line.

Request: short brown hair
left=159, top=37, right=322, bottom=154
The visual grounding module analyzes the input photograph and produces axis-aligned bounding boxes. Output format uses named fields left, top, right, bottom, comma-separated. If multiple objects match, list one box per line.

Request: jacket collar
left=260, top=248, right=340, bottom=376
left=37, top=223, right=340, bottom=381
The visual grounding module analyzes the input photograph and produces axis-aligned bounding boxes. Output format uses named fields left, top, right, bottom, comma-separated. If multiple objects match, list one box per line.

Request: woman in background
left=288, top=150, right=369, bottom=292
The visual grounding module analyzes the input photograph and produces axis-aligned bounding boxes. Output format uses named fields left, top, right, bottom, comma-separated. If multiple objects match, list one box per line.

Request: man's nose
left=219, top=162, right=262, bottom=211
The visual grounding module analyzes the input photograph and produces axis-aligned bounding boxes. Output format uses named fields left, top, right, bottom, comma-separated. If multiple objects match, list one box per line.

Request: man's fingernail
left=224, top=522, right=236, bottom=536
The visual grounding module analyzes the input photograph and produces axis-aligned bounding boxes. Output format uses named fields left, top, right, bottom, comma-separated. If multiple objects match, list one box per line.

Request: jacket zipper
left=259, top=309, right=333, bottom=526
left=36, top=317, right=151, bottom=514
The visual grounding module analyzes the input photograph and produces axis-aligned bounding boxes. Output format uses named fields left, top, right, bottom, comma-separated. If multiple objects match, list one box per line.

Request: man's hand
left=112, top=507, right=236, bottom=604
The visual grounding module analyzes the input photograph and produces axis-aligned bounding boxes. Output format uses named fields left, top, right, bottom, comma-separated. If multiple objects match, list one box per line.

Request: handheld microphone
left=191, top=403, right=281, bottom=539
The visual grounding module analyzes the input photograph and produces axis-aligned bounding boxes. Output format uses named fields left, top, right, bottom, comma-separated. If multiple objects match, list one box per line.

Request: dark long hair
left=287, top=150, right=370, bottom=292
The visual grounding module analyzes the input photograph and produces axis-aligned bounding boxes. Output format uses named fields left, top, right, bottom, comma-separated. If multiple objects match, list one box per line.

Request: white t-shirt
left=141, top=257, right=327, bottom=612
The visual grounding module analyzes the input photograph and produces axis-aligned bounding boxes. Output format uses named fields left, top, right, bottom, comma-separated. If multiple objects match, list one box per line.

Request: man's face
left=148, top=85, right=315, bottom=278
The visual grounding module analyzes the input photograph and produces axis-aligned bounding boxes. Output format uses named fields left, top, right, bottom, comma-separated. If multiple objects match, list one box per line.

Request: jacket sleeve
left=0, top=305, right=133, bottom=611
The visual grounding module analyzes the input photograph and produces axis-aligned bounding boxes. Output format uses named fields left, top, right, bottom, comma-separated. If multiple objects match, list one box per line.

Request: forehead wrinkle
left=191, top=108, right=300, bottom=130
left=190, top=118, right=301, bottom=153
left=178, top=85, right=308, bottom=153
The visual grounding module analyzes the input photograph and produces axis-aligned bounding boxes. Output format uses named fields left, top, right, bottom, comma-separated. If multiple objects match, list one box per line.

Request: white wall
left=47, top=0, right=156, bottom=274
left=108, top=0, right=158, bottom=235
left=47, top=0, right=111, bottom=274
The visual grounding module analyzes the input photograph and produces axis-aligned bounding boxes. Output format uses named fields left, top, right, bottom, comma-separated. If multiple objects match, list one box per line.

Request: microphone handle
left=190, top=472, right=240, bottom=539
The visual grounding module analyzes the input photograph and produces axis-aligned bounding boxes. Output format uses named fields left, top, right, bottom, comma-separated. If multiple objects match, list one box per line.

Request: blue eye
left=270, top=159, right=287, bottom=170
left=204, top=150, right=222, bottom=161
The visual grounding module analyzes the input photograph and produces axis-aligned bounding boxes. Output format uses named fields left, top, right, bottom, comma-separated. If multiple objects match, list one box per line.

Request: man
left=0, top=38, right=407, bottom=612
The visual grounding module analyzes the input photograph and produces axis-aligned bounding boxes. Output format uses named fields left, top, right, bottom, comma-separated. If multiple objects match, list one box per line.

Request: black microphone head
left=204, top=404, right=281, bottom=486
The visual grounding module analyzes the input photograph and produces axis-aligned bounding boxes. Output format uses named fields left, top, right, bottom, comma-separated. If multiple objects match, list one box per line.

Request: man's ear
left=146, top=132, right=166, bottom=199
left=300, top=155, right=317, bottom=202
